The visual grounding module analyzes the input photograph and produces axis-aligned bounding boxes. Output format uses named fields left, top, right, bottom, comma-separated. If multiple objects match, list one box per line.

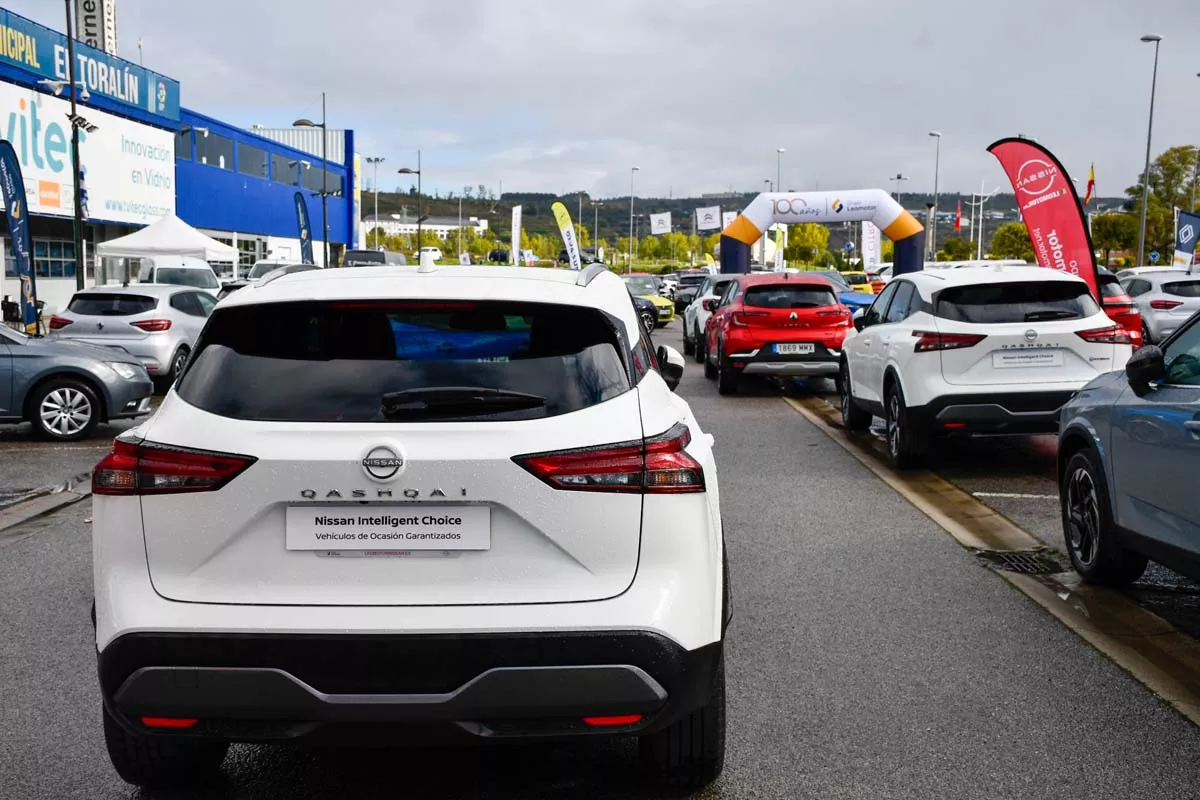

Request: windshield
left=677, top=274, right=707, bottom=287
left=154, top=267, right=219, bottom=289
left=623, top=276, right=659, bottom=295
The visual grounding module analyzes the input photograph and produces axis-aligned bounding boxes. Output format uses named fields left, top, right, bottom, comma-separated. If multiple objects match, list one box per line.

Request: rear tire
left=1142, top=321, right=1153, bottom=346
left=694, top=324, right=707, bottom=364
left=1061, top=449, right=1148, bottom=587
left=155, top=347, right=189, bottom=393
left=717, top=354, right=739, bottom=396
left=682, top=326, right=695, bottom=355
left=103, top=706, right=228, bottom=788
left=884, top=381, right=923, bottom=469
left=640, top=309, right=656, bottom=333
left=640, top=652, right=726, bottom=790
left=840, top=361, right=872, bottom=432
left=704, top=347, right=718, bottom=380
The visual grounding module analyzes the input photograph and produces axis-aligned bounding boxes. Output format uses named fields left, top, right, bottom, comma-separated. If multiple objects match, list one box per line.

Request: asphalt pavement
left=3, top=320, right=1200, bottom=798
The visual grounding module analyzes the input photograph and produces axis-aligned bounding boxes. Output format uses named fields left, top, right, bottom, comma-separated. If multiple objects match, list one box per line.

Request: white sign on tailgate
left=991, top=350, right=1065, bottom=369
left=286, top=506, right=491, bottom=551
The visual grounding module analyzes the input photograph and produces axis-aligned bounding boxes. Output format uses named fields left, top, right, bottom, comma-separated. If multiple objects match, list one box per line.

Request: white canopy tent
left=95, top=214, right=239, bottom=262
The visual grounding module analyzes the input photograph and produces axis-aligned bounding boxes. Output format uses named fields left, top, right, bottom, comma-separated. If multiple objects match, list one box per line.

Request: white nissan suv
left=92, top=264, right=728, bottom=790
left=839, top=265, right=1133, bottom=467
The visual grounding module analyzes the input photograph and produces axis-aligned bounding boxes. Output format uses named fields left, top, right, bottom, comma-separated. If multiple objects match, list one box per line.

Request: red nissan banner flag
left=987, top=137, right=1100, bottom=300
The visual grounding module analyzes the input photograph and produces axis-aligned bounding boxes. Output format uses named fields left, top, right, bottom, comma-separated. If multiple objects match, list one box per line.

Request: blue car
left=1057, top=310, right=1200, bottom=586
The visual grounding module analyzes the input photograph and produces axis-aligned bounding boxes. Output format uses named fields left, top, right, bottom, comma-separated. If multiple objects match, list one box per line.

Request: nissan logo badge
left=362, top=445, right=404, bottom=481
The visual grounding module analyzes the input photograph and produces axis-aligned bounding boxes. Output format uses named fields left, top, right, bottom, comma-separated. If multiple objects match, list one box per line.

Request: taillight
left=731, top=311, right=768, bottom=327
left=1077, top=325, right=1133, bottom=345
left=48, top=315, right=72, bottom=329
left=817, top=307, right=853, bottom=326
left=131, top=319, right=172, bottom=332
left=1150, top=299, right=1184, bottom=310
left=513, top=423, right=705, bottom=494
left=912, top=330, right=987, bottom=352
left=92, top=440, right=256, bottom=495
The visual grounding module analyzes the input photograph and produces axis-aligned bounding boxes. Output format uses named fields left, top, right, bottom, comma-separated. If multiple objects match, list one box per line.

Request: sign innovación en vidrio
left=0, top=82, right=174, bottom=225
left=0, top=8, right=178, bottom=122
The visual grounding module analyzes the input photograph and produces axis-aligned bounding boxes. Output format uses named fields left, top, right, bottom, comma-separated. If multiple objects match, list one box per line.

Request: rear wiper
left=1024, top=310, right=1077, bottom=321
left=380, top=387, right=547, bottom=419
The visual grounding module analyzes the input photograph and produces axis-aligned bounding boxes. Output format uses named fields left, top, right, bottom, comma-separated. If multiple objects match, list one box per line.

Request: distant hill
left=362, top=189, right=1127, bottom=247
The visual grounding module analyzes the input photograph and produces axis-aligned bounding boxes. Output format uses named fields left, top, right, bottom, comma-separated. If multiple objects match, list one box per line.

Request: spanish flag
left=1084, top=163, right=1095, bottom=206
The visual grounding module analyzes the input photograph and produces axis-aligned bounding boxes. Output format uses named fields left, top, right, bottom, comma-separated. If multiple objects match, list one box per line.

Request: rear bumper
left=726, top=342, right=842, bottom=378
left=909, top=390, right=1076, bottom=434
left=742, top=360, right=839, bottom=377
left=99, top=632, right=721, bottom=744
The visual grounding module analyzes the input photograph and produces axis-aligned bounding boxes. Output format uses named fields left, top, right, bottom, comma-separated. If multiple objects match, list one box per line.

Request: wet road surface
left=3, top=321, right=1200, bottom=798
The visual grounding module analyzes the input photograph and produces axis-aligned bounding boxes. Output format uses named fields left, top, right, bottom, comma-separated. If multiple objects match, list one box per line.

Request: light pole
left=292, top=92, right=329, bottom=266
left=593, top=200, right=603, bottom=260
left=892, top=173, right=909, bottom=206
left=1137, top=34, right=1163, bottom=266
left=629, top=166, right=640, bottom=272
left=63, top=0, right=85, bottom=289
left=366, top=156, right=384, bottom=248
left=776, top=147, right=786, bottom=192
left=928, top=131, right=942, bottom=258
left=1193, top=73, right=1200, bottom=212
left=398, top=152, right=422, bottom=255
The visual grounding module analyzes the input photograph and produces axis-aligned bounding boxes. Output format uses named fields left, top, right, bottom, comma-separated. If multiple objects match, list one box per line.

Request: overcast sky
left=9, top=0, right=1200, bottom=200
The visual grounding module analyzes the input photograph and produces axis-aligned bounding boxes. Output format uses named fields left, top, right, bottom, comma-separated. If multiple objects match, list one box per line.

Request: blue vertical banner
left=0, top=140, right=36, bottom=333
left=1172, top=210, right=1200, bottom=269
left=295, top=191, right=314, bottom=265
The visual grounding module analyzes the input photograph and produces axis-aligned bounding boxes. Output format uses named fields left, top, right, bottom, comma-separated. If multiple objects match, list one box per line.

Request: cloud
left=7, top=0, right=1200, bottom=199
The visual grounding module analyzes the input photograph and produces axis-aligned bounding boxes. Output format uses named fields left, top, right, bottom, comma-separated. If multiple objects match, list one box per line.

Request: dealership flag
left=510, top=205, right=523, bottom=265
left=861, top=222, right=882, bottom=270
left=0, top=141, right=36, bottom=333
left=1173, top=209, right=1200, bottom=268
left=551, top=201, right=582, bottom=270
left=649, top=212, right=671, bottom=235
left=294, top=191, right=314, bottom=264
left=954, top=200, right=962, bottom=232
left=721, top=211, right=738, bottom=230
left=696, top=205, right=722, bottom=231
left=1084, top=163, right=1095, bottom=206
left=987, top=137, right=1100, bottom=300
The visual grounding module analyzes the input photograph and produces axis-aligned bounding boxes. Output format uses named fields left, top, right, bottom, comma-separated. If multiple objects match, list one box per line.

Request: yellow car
left=623, top=274, right=675, bottom=327
left=841, top=271, right=876, bottom=294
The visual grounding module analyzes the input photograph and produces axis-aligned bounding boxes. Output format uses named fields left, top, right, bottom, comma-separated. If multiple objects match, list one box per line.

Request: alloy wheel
left=1066, top=467, right=1101, bottom=567
left=40, top=387, right=93, bottom=437
left=841, top=365, right=852, bottom=420
left=887, top=392, right=901, bottom=458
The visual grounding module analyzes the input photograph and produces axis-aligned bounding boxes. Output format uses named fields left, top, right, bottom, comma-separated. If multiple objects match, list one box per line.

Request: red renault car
left=1097, top=267, right=1143, bottom=349
left=703, top=273, right=853, bottom=395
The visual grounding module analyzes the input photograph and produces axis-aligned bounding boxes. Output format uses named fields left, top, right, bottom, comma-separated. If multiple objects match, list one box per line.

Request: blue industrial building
left=0, top=6, right=358, bottom=313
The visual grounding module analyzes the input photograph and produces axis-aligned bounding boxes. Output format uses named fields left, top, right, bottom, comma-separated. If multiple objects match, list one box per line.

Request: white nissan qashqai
left=92, top=264, right=729, bottom=791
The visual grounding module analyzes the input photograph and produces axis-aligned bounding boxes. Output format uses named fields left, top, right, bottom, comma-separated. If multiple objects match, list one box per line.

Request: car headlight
left=106, top=361, right=142, bottom=380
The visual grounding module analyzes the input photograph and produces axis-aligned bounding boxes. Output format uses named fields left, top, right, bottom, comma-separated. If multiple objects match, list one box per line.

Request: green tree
left=1090, top=212, right=1138, bottom=266
left=990, top=222, right=1035, bottom=261
left=881, top=239, right=895, bottom=262
left=938, top=237, right=974, bottom=261
left=703, top=233, right=721, bottom=257
left=1126, top=144, right=1200, bottom=255
left=639, top=236, right=660, bottom=260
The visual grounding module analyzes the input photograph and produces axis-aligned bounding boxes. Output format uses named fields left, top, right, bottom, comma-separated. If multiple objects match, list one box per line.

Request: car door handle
left=1185, top=420, right=1200, bottom=438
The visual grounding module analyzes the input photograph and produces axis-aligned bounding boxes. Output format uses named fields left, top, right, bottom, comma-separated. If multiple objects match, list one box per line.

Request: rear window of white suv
left=176, top=300, right=631, bottom=422
left=934, top=281, right=1100, bottom=324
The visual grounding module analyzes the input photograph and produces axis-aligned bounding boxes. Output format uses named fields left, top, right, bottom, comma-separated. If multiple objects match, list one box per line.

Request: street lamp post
left=63, top=0, right=86, bottom=289
left=398, top=152, right=423, bottom=255
left=1193, top=73, right=1200, bottom=212
left=593, top=200, right=603, bottom=260
left=928, top=131, right=942, bottom=258
left=892, top=173, right=909, bottom=206
left=629, top=167, right=640, bottom=272
left=292, top=92, right=329, bottom=266
left=1137, top=34, right=1163, bottom=266
left=776, top=147, right=786, bottom=192
left=366, top=156, right=384, bottom=248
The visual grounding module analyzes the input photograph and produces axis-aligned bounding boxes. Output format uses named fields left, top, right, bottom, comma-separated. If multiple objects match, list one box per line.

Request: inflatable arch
left=719, top=189, right=925, bottom=275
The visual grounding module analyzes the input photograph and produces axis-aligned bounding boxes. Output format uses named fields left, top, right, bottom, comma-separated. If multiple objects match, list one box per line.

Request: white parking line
left=971, top=491, right=1058, bottom=501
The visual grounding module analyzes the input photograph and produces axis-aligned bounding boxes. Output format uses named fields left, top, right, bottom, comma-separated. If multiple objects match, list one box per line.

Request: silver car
left=1121, top=270, right=1200, bottom=344
left=49, top=285, right=216, bottom=388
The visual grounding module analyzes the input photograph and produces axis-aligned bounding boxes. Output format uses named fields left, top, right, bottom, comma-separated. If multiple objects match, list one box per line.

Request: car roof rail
left=258, top=264, right=321, bottom=286
left=577, top=264, right=610, bottom=286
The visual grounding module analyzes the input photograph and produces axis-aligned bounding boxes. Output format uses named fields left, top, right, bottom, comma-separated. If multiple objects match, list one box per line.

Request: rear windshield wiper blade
left=1024, top=310, right=1078, bottom=321
left=380, top=387, right=547, bottom=419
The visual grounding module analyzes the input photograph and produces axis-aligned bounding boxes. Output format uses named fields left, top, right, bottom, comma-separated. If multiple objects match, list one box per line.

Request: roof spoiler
left=258, top=264, right=322, bottom=286
left=577, top=264, right=610, bottom=287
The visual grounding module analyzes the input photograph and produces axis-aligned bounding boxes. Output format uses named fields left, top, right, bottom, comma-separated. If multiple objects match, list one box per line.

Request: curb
left=0, top=473, right=92, bottom=535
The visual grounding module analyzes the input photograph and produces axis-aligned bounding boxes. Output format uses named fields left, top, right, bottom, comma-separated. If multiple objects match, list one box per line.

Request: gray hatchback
left=1121, top=270, right=1200, bottom=344
left=50, top=285, right=216, bottom=390
left=0, top=325, right=153, bottom=441
left=1058, top=311, right=1200, bottom=586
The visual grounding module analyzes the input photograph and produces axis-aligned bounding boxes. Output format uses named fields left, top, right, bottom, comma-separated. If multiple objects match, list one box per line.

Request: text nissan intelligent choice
left=91, top=264, right=729, bottom=791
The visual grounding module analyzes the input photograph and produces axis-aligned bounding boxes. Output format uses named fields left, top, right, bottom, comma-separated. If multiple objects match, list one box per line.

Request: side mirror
left=853, top=312, right=866, bottom=332
left=656, top=345, right=686, bottom=392
left=1125, top=344, right=1165, bottom=395
left=703, top=299, right=719, bottom=312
